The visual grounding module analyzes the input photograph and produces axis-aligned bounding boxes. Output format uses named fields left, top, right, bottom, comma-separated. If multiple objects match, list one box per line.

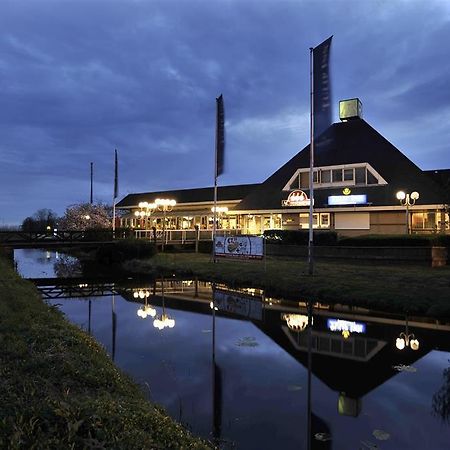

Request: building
left=116, top=99, right=450, bottom=237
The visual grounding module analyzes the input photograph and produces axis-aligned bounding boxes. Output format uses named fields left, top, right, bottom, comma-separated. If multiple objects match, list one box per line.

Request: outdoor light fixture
left=396, top=190, right=419, bottom=234
left=395, top=318, right=419, bottom=351
left=155, top=198, right=176, bottom=251
left=211, top=206, right=228, bottom=214
left=134, top=202, right=156, bottom=229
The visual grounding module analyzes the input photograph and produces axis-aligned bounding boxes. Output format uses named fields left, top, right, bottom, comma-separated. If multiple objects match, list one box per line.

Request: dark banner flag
left=114, top=149, right=119, bottom=199
left=215, top=94, right=225, bottom=178
left=313, top=36, right=332, bottom=139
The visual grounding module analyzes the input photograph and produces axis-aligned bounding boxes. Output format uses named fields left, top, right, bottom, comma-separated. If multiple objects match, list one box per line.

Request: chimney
left=339, top=98, right=363, bottom=121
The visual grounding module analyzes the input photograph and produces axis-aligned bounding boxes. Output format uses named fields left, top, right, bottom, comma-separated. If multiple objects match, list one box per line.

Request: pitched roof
left=235, top=119, right=446, bottom=211
left=116, top=183, right=260, bottom=208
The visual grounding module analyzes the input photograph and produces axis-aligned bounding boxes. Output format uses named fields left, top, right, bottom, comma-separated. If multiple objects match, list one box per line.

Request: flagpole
left=308, top=47, right=315, bottom=276
left=213, top=128, right=218, bottom=263
left=90, top=162, right=94, bottom=204
left=113, top=149, right=118, bottom=239
left=213, top=95, right=224, bottom=263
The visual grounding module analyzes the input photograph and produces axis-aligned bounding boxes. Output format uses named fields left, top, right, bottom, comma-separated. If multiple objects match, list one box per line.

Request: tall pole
left=213, top=102, right=219, bottom=263
left=90, top=162, right=93, bottom=204
left=308, top=47, right=315, bottom=276
left=306, top=299, right=313, bottom=450
left=162, top=209, right=166, bottom=252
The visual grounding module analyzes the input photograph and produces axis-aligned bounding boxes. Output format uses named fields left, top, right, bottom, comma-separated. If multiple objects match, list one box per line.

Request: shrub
left=337, top=234, right=438, bottom=247
left=263, top=229, right=338, bottom=246
left=96, top=239, right=157, bottom=263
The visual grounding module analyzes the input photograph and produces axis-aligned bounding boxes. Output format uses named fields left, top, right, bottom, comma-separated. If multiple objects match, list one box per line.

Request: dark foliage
left=263, top=229, right=338, bottom=246
left=337, top=234, right=446, bottom=247
left=96, top=239, right=157, bottom=264
left=21, top=208, right=58, bottom=232
left=432, top=366, right=450, bottom=423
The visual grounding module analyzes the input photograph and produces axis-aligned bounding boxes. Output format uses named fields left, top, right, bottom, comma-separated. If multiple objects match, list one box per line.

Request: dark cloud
left=1, top=0, right=449, bottom=224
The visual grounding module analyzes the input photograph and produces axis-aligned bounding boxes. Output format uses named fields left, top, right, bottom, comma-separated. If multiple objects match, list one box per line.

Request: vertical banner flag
left=114, top=149, right=119, bottom=199
left=313, top=36, right=332, bottom=139
left=215, top=94, right=225, bottom=177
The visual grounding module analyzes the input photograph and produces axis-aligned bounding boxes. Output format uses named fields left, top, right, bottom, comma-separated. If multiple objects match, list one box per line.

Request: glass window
left=367, top=170, right=378, bottom=184
left=355, top=167, right=366, bottom=184
left=299, top=172, right=309, bottom=188
left=313, top=170, right=319, bottom=183
left=321, top=170, right=331, bottom=183
left=332, top=169, right=343, bottom=182
left=344, top=168, right=354, bottom=181
left=320, top=213, right=330, bottom=227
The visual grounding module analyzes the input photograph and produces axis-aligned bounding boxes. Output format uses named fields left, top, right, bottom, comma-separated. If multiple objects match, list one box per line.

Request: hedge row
left=263, top=229, right=338, bottom=246
left=96, top=239, right=157, bottom=263
left=263, top=230, right=450, bottom=248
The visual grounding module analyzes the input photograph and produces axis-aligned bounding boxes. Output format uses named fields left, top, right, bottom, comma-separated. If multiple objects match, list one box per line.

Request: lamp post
left=396, top=191, right=419, bottom=234
left=155, top=198, right=176, bottom=252
left=134, top=202, right=156, bottom=234
left=395, top=318, right=419, bottom=351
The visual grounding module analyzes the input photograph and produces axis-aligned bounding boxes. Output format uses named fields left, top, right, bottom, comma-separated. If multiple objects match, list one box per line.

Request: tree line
left=21, top=203, right=114, bottom=232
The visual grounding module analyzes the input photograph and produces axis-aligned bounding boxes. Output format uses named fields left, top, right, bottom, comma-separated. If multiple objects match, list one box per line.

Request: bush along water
left=95, top=239, right=157, bottom=264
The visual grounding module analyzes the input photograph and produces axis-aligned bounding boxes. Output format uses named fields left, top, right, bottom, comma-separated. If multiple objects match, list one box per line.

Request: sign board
left=282, top=190, right=311, bottom=207
left=214, top=235, right=264, bottom=259
left=327, top=318, right=366, bottom=334
left=214, top=288, right=263, bottom=321
left=328, top=194, right=367, bottom=206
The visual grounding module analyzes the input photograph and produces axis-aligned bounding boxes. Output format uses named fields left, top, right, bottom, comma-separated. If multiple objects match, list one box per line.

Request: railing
left=0, top=229, right=134, bottom=244
left=134, top=228, right=242, bottom=243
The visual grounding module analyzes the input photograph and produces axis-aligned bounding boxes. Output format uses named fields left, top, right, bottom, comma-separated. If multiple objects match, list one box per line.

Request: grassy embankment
left=0, top=256, right=212, bottom=449
left=124, top=253, right=450, bottom=317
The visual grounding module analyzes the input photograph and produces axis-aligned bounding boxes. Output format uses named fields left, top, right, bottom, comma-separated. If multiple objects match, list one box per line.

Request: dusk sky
left=1, top=0, right=450, bottom=225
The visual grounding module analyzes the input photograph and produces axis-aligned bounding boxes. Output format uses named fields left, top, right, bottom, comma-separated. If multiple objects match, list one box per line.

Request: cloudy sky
left=1, top=0, right=450, bottom=225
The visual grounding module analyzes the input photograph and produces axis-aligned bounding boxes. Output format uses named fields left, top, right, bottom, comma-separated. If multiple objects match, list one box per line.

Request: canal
left=15, top=248, right=450, bottom=449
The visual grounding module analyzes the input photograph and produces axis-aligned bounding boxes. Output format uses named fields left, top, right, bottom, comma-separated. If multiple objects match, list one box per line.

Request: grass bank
left=123, top=253, right=450, bottom=317
left=0, top=256, right=212, bottom=449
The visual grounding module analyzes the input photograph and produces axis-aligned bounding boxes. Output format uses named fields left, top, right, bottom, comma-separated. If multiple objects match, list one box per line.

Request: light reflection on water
left=14, top=249, right=450, bottom=449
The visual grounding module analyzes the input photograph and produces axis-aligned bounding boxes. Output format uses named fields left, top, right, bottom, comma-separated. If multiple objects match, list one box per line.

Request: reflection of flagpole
left=112, top=292, right=117, bottom=362
left=211, top=283, right=222, bottom=442
left=88, top=299, right=92, bottom=336
left=306, top=299, right=313, bottom=450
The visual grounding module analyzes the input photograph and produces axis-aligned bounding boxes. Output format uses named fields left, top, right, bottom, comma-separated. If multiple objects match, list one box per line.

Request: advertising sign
left=214, top=235, right=264, bottom=259
left=282, top=190, right=311, bottom=207
left=327, top=318, right=366, bottom=334
left=214, top=288, right=263, bottom=321
left=328, top=194, right=367, bottom=206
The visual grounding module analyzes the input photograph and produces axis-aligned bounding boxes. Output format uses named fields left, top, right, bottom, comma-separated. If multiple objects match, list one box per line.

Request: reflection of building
left=117, top=99, right=450, bottom=236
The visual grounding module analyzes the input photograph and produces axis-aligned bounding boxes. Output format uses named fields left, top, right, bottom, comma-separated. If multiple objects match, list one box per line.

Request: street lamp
left=134, top=202, right=156, bottom=232
left=155, top=198, right=176, bottom=251
left=395, top=318, right=419, bottom=351
left=396, top=191, right=419, bottom=234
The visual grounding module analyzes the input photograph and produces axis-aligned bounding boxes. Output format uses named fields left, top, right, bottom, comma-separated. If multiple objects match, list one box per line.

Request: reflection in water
left=433, top=365, right=450, bottom=423
left=53, top=254, right=82, bottom=278
left=20, top=252, right=450, bottom=450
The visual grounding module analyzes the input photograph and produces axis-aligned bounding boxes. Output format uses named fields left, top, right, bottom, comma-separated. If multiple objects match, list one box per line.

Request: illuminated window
left=299, top=213, right=330, bottom=229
